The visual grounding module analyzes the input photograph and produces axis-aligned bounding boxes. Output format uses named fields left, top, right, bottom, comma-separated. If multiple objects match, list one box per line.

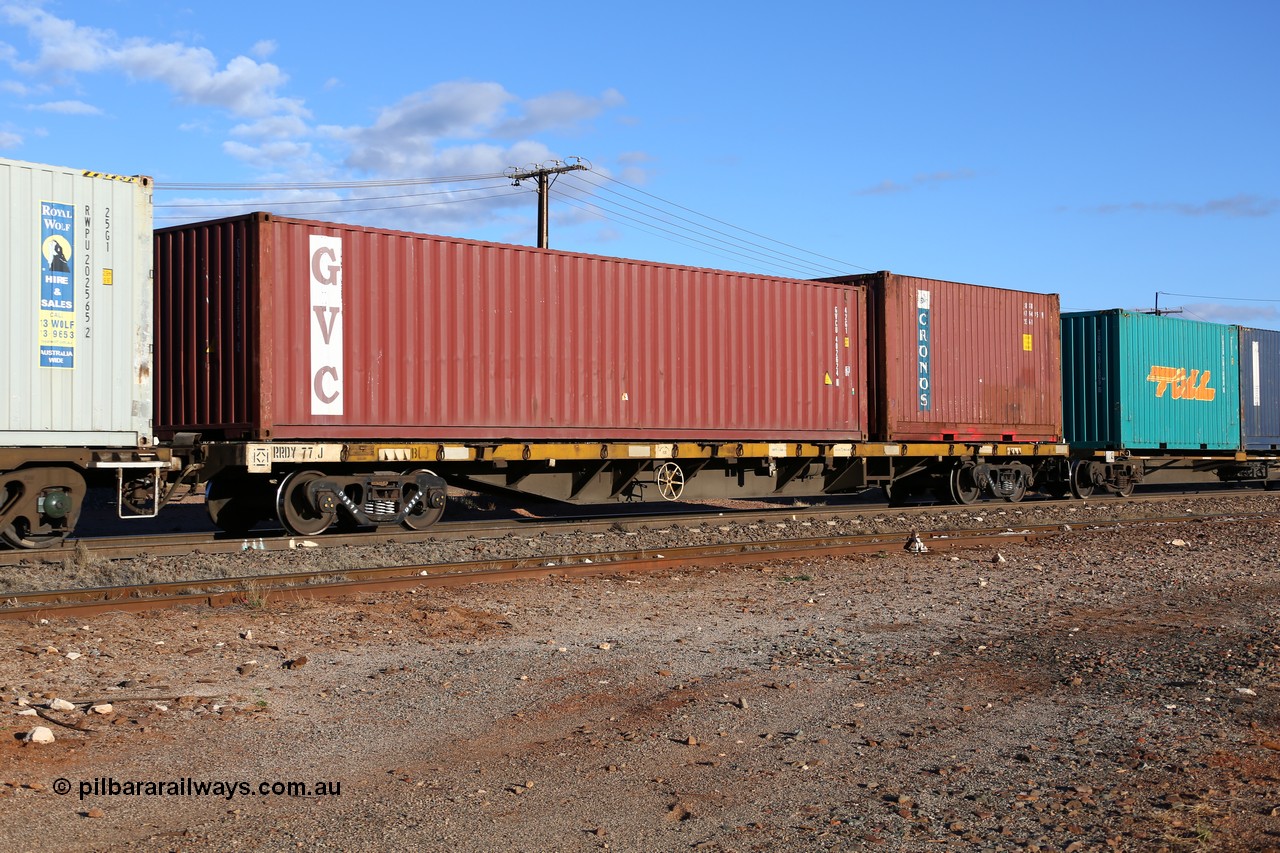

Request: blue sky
left=3, top=1, right=1277, bottom=326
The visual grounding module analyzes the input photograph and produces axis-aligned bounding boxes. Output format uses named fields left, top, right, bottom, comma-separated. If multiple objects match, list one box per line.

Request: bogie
left=263, top=469, right=449, bottom=536
left=0, top=467, right=85, bottom=549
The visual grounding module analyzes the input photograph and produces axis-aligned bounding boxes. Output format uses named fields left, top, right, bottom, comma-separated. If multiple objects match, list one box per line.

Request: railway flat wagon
left=0, top=156, right=170, bottom=548
left=1238, top=326, right=1280, bottom=452
left=155, top=213, right=873, bottom=533
left=820, top=271, right=1066, bottom=503
left=1062, top=311, right=1240, bottom=450
left=1061, top=310, right=1244, bottom=496
left=822, top=272, right=1062, bottom=442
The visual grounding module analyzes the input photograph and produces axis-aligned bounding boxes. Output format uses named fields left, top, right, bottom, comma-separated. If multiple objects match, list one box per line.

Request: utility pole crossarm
left=504, top=158, right=590, bottom=248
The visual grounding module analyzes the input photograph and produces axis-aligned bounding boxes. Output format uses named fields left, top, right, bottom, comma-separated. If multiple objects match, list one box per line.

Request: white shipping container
left=0, top=156, right=153, bottom=446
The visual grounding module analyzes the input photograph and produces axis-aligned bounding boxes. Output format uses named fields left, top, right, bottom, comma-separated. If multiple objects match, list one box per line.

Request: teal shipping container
left=1061, top=311, right=1240, bottom=451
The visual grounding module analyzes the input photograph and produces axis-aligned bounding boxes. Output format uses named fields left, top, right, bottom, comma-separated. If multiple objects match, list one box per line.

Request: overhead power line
left=554, top=175, right=848, bottom=277
left=151, top=162, right=873, bottom=277
left=153, top=186, right=524, bottom=222
left=1158, top=290, right=1280, bottom=303
left=154, top=182, right=515, bottom=211
left=156, top=172, right=506, bottom=191
left=573, top=172, right=872, bottom=275
left=549, top=191, right=815, bottom=275
left=549, top=184, right=840, bottom=279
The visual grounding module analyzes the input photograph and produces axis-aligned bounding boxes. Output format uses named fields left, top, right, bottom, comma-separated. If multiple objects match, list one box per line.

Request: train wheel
left=206, top=477, right=260, bottom=534
left=1, top=517, right=69, bottom=549
left=655, top=462, right=685, bottom=501
left=1114, top=480, right=1135, bottom=498
left=949, top=463, right=981, bottom=506
left=401, top=469, right=446, bottom=531
left=1069, top=461, right=1095, bottom=500
left=276, top=470, right=337, bottom=536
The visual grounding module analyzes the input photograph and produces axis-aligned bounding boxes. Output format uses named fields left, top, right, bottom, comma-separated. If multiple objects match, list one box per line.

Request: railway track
left=0, top=526, right=1051, bottom=619
left=3, top=484, right=1272, bottom=566
left=3, top=509, right=1275, bottom=621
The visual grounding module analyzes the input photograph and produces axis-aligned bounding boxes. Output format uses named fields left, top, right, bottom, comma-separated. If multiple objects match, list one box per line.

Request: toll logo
left=309, top=235, right=343, bottom=415
left=1146, top=366, right=1215, bottom=401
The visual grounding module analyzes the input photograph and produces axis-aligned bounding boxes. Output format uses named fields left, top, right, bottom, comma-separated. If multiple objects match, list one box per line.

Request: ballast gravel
left=4, top=489, right=1280, bottom=594
left=0, top=501, right=1277, bottom=850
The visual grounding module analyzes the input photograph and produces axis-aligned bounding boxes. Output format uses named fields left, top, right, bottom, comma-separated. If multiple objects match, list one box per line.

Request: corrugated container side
left=1062, top=310, right=1240, bottom=450
left=824, top=271, right=1062, bottom=441
left=1060, top=311, right=1118, bottom=446
left=1238, top=326, right=1280, bottom=450
left=0, top=156, right=153, bottom=446
left=154, top=216, right=261, bottom=434
left=156, top=214, right=869, bottom=442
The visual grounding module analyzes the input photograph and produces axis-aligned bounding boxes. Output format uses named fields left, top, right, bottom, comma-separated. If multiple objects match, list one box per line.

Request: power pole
left=505, top=158, right=589, bottom=248
left=1148, top=291, right=1184, bottom=317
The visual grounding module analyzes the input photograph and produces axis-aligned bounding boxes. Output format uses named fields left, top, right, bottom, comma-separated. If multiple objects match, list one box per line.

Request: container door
left=1240, top=327, right=1280, bottom=450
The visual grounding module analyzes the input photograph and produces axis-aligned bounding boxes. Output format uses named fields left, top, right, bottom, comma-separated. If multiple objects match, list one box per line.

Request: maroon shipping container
left=824, top=272, right=1062, bottom=442
left=155, top=214, right=868, bottom=442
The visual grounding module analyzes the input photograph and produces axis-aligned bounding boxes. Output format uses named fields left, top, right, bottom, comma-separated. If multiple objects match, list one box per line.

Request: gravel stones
left=4, top=490, right=1279, bottom=596
left=0, top=503, right=1277, bottom=849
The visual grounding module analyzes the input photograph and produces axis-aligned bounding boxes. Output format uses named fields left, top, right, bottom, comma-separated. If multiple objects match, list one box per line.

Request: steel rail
left=5, top=513, right=1271, bottom=620
left=3, top=486, right=1270, bottom=566
left=1, top=526, right=1058, bottom=619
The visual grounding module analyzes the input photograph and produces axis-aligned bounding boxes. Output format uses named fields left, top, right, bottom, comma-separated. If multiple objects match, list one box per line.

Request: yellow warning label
left=102, top=268, right=113, bottom=286
left=1022, top=334, right=1033, bottom=352
left=81, top=171, right=138, bottom=183
left=824, top=372, right=832, bottom=385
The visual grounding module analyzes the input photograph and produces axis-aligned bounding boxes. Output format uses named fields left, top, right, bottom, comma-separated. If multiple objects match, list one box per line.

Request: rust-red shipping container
left=824, top=271, right=1062, bottom=442
left=155, top=213, right=868, bottom=442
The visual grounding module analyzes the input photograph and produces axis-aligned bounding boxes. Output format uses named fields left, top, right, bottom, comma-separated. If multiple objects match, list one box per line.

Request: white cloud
left=0, top=128, right=21, bottom=148
left=1, top=6, right=305, bottom=119
left=0, top=6, right=634, bottom=238
left=1092, top=195, right=1278, bottom=218
left=1179, top=303, right=1280, bottom=326
left=230, top=114, right=310, bottom=140
left=493, top=88, right=625, bottom=137
left=2, top=5, right=114, bottom=76
left=250, top=40, right=277, bottom=60
left=617, top=150, right=655, bottom=185
left=222, top=138, right=318, bottom=171
left=350, top=82, right=515, bottom=145
left=335, top=83, right=624, bottom=178
left=31, top=99, right=102, bottom=115
left=858, top=179, right=907, bottom=196
left=857, top=168, right=976, bottom=196
left=114, top=44, right=305, bottom=119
